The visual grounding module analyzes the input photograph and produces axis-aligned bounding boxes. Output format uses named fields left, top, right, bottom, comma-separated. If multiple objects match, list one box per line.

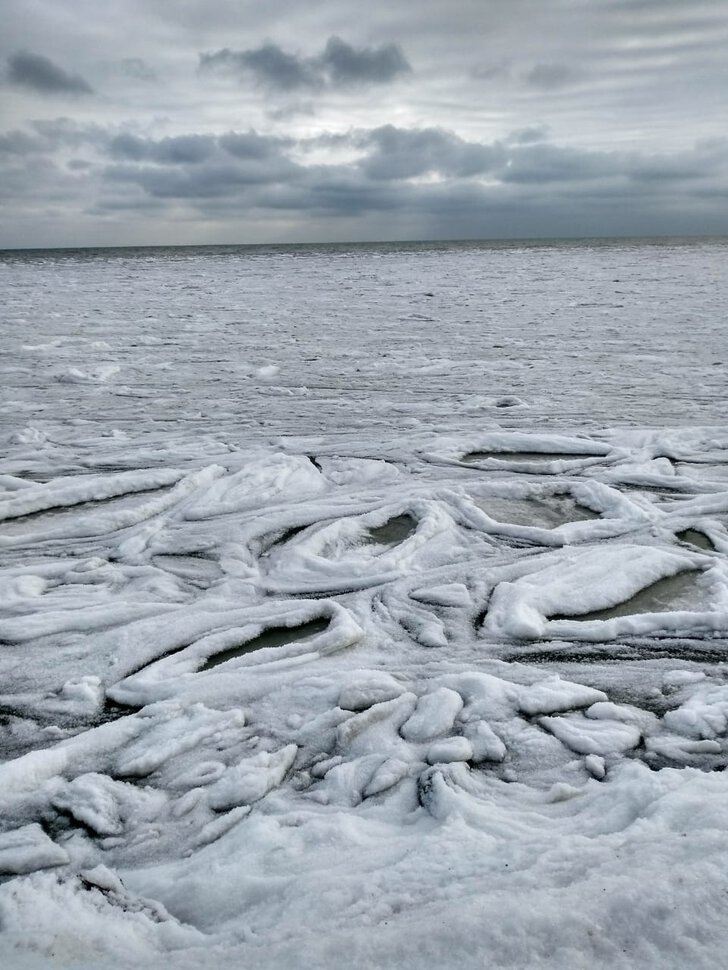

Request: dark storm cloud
left=102, top=130, right=300, bottom=199
left=107, top=130, right=292, bottom=166
left=501, top=144, right=617, bottom=183
left=356, top=125, right=503, bottom=180
left=0, top=119, right=106, bottom=156
left=199, top=36, right=411, bottom=92
left=4, top=116, right=725, bottom=222
left=4, top=115, right=728, bottom=221
left=31, top=119, right=108, bottom=148
left=108, top=133, right=217, bottom=164
left=2, top=0, right=728, bottom=246
left=0, top=129, right=48, bottom=154
left=218, top=131, right=293, bottom=158
left=317, top=36, right=411, bottom=86
left=200, top=44, right=320, bottom=92
left=523, top=63, right=577, bottom=89
left=74, top=123, right=728, bottom=238
left=6, top=51, right=94, bottom=95
left=104, top=160, right=296, bottom=199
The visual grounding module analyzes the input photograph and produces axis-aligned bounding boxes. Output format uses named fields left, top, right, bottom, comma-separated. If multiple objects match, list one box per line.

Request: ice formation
left=2, top=240, right=728, bottom=968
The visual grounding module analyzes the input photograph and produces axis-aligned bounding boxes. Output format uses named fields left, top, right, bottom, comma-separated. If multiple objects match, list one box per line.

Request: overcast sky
left=2, top=0, right=728, bottom=247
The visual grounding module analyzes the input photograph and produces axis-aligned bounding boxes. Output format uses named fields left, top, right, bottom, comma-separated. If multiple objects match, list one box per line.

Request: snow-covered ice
left=2, top=239, right=728, bottom=968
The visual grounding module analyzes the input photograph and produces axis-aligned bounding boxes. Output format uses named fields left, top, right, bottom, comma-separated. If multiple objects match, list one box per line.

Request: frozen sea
left=1, top=237, right=728, bottom=969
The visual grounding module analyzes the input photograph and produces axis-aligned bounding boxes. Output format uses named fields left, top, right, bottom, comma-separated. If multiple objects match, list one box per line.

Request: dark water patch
left=153, top=548, right=217, bottom=560
left=121, top=637, right=198, bottom=680
left=474, top=606, right=490, bottom=630
left=4, top=467, right=143, bottom=484
left=201, top=617, right=329, bottom=670
left=462, top=451, right=602, bottom=465
left=551, top=571, right=701, bottom=622
left=44, top=807, right=102, bottom=842
left=98, top=697, right=142, bottom=719
left=617, top=484, right=682, bottom=498
left=503, top=645, right=638, bottom=665
left=473, top=495, right=598, bottom=529
left=365, top=514, right=417, bottom=545
left=260, top=523, right=311, bottom=555
left=1, top=485, right=173, bottom=529
left=0, top=694, right=141, bottom=761
left=600, top=685, right=673, bottom=717
left=639, top=748, right=728, bottom=773
left=676, top=529, right=715, bottom=551
left=287, top=587, right=362, bottom=599
left=507, top=641, right=728, bottom=665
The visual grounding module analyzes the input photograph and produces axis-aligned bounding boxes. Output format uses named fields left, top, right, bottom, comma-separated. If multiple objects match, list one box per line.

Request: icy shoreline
left=2, top=240, right=728, bottom=967
left=2, top=422, right=728, bottom=969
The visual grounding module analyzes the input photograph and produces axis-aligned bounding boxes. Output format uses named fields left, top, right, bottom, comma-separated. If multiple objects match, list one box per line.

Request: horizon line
left=2, top=231, right=727, bottom=254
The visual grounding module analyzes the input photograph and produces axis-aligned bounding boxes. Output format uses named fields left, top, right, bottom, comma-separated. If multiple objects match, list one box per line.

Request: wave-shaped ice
left=3, top=242, right=728, bottom=968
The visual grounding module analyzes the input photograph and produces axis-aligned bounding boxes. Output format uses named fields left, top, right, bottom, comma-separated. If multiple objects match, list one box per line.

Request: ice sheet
left=2, top=240, right=728, bottom=969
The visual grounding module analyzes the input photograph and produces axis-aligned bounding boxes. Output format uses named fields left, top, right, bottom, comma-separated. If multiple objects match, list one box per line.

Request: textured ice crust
left=3, top=243, right=728, bottom=969
left=2, top=424, right=728, bottom=970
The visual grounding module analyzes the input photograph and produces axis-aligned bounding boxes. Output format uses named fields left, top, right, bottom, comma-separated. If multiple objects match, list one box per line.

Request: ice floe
left=3, top=241, right=728, bottom=968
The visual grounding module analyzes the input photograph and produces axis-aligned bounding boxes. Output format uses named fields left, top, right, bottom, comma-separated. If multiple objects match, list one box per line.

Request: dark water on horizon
left=2, top=235, right=726, bottom=262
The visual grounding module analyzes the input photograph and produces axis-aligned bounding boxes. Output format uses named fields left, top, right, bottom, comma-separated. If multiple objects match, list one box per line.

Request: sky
left=1, top=0, right=728, bottom=247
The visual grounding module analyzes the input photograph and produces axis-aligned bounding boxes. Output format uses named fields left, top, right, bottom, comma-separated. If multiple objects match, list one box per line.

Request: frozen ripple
left=2, top=241, right=728, bottom=968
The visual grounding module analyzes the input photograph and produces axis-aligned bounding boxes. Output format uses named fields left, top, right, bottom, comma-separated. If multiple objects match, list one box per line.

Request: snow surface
left=2, top=239, right=728, bottom=969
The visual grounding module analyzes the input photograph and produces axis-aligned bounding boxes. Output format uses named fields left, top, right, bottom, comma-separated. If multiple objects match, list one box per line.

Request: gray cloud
left=107, top=130, right=292, bottom=167
left=501, top=144, right=617, bottom=183
left=506, top=126, right=550, bottom=145
left=120, top=58, right=157, bottom=83
left=470, top=61, right=511, bottom=81
left=199, top=36, right=410, bottom=92
left=102, top=129, right=300, bottom=200
left=523, top=63, right=578, bottom=89
left=357, top=125, right=503, bottom=180
left=201, top=43, right=320, bottom=92
left=104, top=160, right=293, bottom=199
left=4, top=119, right=728, bottom=217
left=2, top=0, right=728, bottom=246
left=31, top=119, right=108, bottom=148
left=266, top=102, right=316, bottom=121
left=35, top=122, right=716, bottom=233
left=318, top=36, right=410, bottom=86
left=218, top=131, right=293, bottom=158
left=0, top=129, right=48, bottom=154
left=6, top=51, right=94, bottom=95
left=108, top=133, right=216, bottom=164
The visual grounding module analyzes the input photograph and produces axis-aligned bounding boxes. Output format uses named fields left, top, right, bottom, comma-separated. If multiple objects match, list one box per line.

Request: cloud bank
left=1, top=0, right=727, bottom=246
left=199, top=36, right=411, bottom=93
left=6, top=51, right=94, bottom=95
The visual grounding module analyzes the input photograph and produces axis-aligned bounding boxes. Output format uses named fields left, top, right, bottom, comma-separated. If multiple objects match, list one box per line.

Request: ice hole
left=260, top=523, right=311, bottom=556
left=1, top=487, right=172, bottom=534
left=552, top=571, right=703, bottom=622
left=200, top=617, right=330, bottom=670
left=473, top=495, right=598, bottom=529
left=364, top=514, right=417, bottom=545
left=462, top=451, right=600, bottom=465
left=676, top=529, right=714, bottom=551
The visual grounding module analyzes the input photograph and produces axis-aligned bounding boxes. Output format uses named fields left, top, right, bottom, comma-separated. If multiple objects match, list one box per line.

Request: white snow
left=0, top=824, right=70, bottom=875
